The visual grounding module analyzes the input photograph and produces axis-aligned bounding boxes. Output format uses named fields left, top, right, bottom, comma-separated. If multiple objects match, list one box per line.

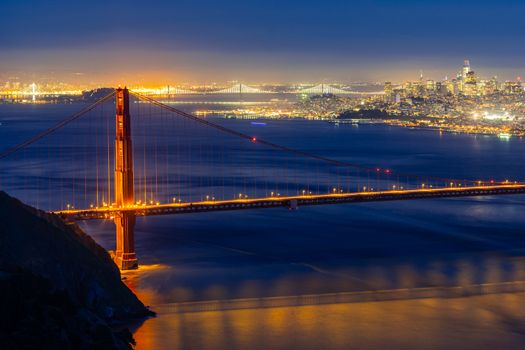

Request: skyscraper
left=462, top=59, right=471, bottom=79
left=384, top=81, right=393, bottom=95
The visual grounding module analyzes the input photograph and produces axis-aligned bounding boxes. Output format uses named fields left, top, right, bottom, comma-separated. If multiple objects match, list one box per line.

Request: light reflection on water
left=124, top=254, right=525, bottom=349
left=131, top=292, right=525, bottom=350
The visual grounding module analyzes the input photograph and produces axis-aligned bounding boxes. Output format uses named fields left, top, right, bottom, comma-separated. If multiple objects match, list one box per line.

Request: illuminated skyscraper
left=504, top=80, right=523, bottom=94
left=462, top=59, right=471, bottom=79
left=465, top=71, right=477, bottom=84
left=384, top=81, right=393, bottom=95
left=455, top=59, right=478, bottom=95
left=425, top=80, right=435, bottom=92
left=384, top=81, right=394, bottom=102
left=31, top=82, right=36, bottom=102
left=482, top=77, right=499, bottom=95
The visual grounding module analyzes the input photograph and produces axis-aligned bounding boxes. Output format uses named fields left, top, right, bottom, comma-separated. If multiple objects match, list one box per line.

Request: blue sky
left=1, top=0, right=524, bottom=83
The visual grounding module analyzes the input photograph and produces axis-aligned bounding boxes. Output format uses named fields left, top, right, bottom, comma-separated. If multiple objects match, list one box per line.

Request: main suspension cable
left=0, top=91, right=116, bottom=160
left=130, top=91, right=507, bottom=186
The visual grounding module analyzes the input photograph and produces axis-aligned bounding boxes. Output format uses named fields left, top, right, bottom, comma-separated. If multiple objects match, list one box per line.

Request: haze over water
left=2, top=100, right=525, bottom=349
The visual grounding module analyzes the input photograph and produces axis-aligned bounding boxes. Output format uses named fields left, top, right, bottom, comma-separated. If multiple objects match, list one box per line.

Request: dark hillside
left=0, top=191, right=153, bottom=350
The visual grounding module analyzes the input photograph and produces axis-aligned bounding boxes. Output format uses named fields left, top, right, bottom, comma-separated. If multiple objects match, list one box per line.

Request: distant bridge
left=208, top=83, right=272, bottom=94
left=144, top=83, right=382, bottom=96
left=294, top=84, right=364, bottom=95
left=1, top=83, right=384, bottom=99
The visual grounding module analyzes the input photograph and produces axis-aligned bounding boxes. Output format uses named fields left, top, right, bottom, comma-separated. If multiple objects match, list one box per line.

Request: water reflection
left=125, top=255, right=525, bottom=303
left=133, top=293, right=525, bottom=350
left=130, top=255, right=525, bottom=349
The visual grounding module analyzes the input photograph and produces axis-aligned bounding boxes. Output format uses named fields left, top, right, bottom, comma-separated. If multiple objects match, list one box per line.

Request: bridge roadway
left=54, top=184, right=525, bottom=221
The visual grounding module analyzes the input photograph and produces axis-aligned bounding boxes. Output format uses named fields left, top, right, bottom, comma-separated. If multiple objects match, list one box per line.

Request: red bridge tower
left=114, top=88, right=137, bottom=269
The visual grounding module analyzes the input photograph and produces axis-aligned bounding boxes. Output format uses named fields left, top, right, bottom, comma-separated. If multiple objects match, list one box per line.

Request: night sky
left=1, top=0, right=524, bottom=84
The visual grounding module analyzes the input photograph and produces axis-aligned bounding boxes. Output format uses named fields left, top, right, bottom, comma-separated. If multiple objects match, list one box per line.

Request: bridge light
left=251, top=137, right=257, bottom=143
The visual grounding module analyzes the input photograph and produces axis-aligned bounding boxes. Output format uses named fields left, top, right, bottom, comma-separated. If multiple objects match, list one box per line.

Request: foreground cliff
left=0, top=191, right=153, bottom=350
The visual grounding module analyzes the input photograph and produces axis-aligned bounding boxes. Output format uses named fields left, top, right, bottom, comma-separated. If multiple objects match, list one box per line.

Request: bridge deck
left=54, top=184, right=525, bottom=221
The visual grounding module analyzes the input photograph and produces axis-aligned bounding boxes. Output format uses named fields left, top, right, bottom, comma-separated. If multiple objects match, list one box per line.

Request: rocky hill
left=0, top=191, right=153, bottom=350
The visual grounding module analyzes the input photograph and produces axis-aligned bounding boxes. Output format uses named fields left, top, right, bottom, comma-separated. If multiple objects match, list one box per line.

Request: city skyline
left=2, top=0, right=525, bottom=84
left=1, top=59, right=524, bottom=90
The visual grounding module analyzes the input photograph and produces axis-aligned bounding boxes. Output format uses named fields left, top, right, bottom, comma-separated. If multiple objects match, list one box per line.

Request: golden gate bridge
left=1, top=88, right=524, bottom=269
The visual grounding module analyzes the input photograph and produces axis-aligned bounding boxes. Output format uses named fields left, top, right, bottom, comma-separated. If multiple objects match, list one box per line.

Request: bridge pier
left=114, top=213, right=137, bottom=270
left=113, top=87, right=138, bottom=270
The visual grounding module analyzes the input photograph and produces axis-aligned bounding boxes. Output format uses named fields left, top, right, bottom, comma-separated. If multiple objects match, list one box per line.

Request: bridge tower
left=113, top=87, right=138, bottom=270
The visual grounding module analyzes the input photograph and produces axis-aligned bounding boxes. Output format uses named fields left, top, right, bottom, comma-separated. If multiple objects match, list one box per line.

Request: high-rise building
left=384, top=82, right=393, bottom=95
left=436, top=82, right=448, bottom=95
left=394, top=92, right=401, bottom=103
left=426, top=80, right=435, bottom=92
left=462, top=59, right=471, bottom=79
left=465, top=71, right=477, bottom=84
left=384, top=81, right=394, bottom=102
left=482, top=77, right=499, bottom=95
left=455, top=59, right=478, bottom=95
left=504, top=80, right=523, bottom=94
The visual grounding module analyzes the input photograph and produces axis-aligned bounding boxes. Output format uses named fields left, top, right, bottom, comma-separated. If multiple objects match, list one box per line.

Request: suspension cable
left=0, top=91, right=116, bottom=160
left=130, top=91, right=507, bottom=186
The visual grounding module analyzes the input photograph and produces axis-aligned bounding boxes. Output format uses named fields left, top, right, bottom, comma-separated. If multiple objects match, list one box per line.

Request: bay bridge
left=137, top=83, right=382, bottom=96
left=1, top=88, right=524, bottom=270
left=1, top=83, right=382, bottom=102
